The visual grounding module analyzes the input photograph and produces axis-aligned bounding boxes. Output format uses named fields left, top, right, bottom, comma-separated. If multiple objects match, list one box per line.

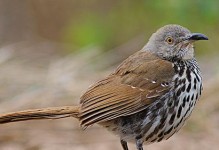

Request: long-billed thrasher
left=0, top=24, right=208, bottom=150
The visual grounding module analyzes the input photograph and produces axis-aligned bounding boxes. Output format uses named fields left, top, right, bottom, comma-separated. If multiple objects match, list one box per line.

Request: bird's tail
left=0, top=106, right=80, bottom=124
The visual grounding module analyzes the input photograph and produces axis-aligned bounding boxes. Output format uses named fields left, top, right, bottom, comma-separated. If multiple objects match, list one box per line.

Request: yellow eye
left=166, top=37, right=174, bottom=44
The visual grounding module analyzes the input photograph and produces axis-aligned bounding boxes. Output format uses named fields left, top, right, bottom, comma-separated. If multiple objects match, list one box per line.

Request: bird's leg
left=135, top=139, right=143, bottom=150
left=120, top=139, right=129, bottom=150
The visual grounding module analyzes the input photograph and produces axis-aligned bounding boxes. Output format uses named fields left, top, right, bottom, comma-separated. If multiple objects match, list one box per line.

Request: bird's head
left=144, top=24, right=208, bottom=60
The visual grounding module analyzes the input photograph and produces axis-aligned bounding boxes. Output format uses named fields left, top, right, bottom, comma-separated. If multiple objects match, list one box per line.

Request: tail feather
left=0, top=106, right=80, bottom=124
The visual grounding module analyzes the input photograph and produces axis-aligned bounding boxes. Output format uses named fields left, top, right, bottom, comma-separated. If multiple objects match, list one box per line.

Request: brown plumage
left=0, top=24, right=208, bottom=150
left=79, top=51, right=174, bottom=127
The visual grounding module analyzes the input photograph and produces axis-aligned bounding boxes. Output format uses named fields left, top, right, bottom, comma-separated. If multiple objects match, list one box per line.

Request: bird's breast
left=99, top=60, right=203, bottom=144
left=160, top=60, right=202, bottom=140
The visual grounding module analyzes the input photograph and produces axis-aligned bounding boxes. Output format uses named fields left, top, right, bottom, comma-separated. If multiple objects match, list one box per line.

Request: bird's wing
left=79, top=51, right=175, bottom=127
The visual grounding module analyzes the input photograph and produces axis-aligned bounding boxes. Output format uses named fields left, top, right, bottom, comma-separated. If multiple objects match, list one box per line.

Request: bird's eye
left=166, top=37, right=174, bottom=44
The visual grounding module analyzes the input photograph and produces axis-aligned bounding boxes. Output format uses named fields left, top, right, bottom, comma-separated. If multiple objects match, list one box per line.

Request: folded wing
left=79, top=51, right=174, bottom=127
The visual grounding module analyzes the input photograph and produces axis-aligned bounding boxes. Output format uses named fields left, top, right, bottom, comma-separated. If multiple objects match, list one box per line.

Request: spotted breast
left=99, top=58, right=202, bottom=145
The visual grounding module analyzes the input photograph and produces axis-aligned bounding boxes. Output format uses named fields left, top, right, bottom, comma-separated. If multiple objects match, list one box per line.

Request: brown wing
left=79, top=50, right=174, bottom=127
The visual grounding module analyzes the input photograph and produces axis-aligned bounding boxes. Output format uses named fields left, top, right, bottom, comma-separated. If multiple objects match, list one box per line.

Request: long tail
left=0, top=106, right=80, bottom=124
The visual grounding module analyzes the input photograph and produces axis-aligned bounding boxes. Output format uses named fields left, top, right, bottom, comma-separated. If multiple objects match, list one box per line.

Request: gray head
left=143, top=24, right=208, bottom=60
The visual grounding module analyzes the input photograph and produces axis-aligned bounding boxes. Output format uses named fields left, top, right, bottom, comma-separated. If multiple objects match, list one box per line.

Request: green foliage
left=64, top=15, right=108, bottom=48
left=63, top=0, right=219, bottom=55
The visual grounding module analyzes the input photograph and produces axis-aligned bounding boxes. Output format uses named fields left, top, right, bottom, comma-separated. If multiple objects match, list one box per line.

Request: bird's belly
left=99, top=117, right=143, bottom=143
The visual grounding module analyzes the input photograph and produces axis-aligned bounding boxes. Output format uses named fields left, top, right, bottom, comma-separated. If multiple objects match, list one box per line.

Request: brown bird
left=0, top=24, right=208, bottom=150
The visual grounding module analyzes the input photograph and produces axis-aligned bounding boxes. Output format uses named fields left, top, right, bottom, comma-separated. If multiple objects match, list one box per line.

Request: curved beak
left=187, top=33, right=208, bottom=41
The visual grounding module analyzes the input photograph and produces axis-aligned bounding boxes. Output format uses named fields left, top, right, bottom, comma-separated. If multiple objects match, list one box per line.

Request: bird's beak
left=187, top=33, right=208, bottom=41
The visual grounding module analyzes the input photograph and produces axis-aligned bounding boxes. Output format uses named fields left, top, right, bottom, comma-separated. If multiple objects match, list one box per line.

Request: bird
left=0, top=24, right=208, bottom=150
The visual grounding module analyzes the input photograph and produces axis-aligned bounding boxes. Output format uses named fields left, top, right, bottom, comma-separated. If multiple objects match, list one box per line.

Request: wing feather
left=79, top=51, right=174, bottom=127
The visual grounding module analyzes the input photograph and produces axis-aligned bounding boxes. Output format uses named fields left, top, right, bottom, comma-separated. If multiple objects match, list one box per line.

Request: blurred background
left=0, top=0, right=218, bottom=150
